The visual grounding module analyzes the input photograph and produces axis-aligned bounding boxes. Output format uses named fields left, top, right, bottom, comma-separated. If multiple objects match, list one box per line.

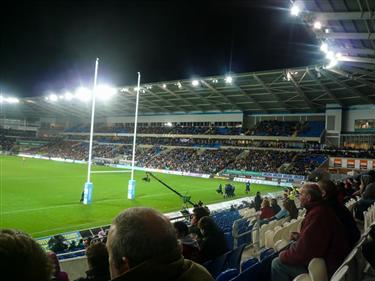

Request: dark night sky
left=0, top=0, right=322, bottom=97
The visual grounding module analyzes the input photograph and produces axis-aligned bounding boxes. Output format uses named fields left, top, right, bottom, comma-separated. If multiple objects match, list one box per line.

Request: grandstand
left=1, top=0, right=375, bottom=281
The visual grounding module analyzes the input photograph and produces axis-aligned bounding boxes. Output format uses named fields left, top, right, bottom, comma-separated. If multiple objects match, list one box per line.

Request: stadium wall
left=105, top=112, right=243, bottom=124
left=342, top=105, right=375, bottom=132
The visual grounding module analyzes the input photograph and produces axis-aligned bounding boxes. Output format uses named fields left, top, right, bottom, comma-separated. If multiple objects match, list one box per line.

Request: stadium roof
left=2, top=0, right=374, bottom=120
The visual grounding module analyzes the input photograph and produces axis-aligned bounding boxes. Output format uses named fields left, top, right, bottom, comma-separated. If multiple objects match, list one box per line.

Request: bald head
left=107, top=207, right=178, bottom=278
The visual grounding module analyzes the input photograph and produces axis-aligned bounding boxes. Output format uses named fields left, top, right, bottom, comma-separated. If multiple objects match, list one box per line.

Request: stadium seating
left=293, top=258, right=328, bottom=281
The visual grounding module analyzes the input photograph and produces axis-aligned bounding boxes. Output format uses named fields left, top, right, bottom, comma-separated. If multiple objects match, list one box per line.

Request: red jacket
left=279, top=201, right=351, bottom=277
left=260, top=206, right=275, bottom=219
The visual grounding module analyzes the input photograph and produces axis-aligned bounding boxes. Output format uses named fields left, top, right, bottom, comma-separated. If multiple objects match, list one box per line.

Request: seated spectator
left=269, top=198, right=298, bottom=221
left=75, top=242, right=110, bottom=281
left=318, top=180, right=360, bottom=247
left=260, top=198, right=276, bottom=219
left=173, top=221, right=200, bottom=262
left=271, top=198, right=281, bottom=214
left=106, top=207, right=214, bottom=281
left=271, top=183, right=351, bottom=281
left=189, top=206, right=210, bottom=240
left=0, top=229, right=52, bottom=281
left=48, top=252, right=69, bottom=281
left=197, top=216, right=228, bottom=263
left=355, top=174, right=375, bottom=220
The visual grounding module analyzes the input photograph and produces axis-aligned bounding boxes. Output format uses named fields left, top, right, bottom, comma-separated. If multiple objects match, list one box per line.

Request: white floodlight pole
left=83, top=58, right=99, bottom=205
left=128, top=72, right=141, bottom=200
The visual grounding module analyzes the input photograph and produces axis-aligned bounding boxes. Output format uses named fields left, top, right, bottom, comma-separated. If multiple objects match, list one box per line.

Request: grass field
left=0, top=155, right=282, bottom=237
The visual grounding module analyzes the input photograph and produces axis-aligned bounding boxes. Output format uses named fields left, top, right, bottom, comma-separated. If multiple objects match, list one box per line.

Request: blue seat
left=241, top=257, right=258, bottom=271
left=224, top=244, right=246, bottom=270
left=224, top=232, right=234, bottom=251
left=259, top=248, right=275, bottom=260
left=231, top=262, right=263, bottom=281
left=216, top=268, right=238, bottom=281
left=203, top=252, right=229, bottom=279
left=259, top=251, right=278, bottom=281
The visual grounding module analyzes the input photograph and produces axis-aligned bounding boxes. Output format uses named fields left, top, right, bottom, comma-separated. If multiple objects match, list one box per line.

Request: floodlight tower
left=83, top=58, right=99, bottom=205
left=127, top=72, right=141, bottom=200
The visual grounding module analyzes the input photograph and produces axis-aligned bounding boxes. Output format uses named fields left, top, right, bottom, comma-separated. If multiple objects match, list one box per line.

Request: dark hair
left=173, top=221, right=189, bottom=237
left=283, top=199, right=298, bottom=220
left=110, top=207, right=178, bottom=269
left=86, top=242, right=110, bottom=274
left=0, top=229, right=52, bottom=281
left=318, top=180, right=338, bottom=200
left=192, top=206, right=210, bottom=221
left=198, top=216, right=221, bottom=237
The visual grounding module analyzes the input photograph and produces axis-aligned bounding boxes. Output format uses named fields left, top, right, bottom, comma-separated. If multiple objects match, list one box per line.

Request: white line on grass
left=2, top=192, right=172, bottom=215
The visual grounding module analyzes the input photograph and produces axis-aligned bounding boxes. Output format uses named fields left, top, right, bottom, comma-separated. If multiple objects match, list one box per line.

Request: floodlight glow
left=64, top=92, right=73, bottom=101
left=192, top=80, right=199, bottom=87
left=326, top=58, right=338, bottom=69
left=49, top=94, right=58, bottom=102
left=6, top=97, right=19, bottom=104
left=95, top=85, right=117, bottom=101
left=59, top=95, right=64, bottom=99
left=325, top=28, right=330, bottom=34
left=290, top=4, right=300, bottom=16
left=45, top=97, right=49, bottom=101
left=176, top=82, right=182, bottom=88
left=225, top=76, right=233, bottom=84
left=313, top=21, right=322, bottom=29
left=335, top=52, right=343, bottom=60
left=212, top=79, right=218, bottom=83
left=320, top=42, right=328, bottom=53
left=75, top=87, right=92, bottom=102
left=0, top=96, right=3, bottom=104
left=286, top=72, right=292, bottom=81
left=162, top=84, right=167, bottom=89
left=326, top=51, right=335, bottom=60
left=165, top=122, right=173, bottom=127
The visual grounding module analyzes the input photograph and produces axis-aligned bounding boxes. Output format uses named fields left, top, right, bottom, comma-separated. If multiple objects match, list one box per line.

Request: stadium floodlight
left=326, top=51, right=335, bottom=60
left=313, top=21, right=322, bottom=29
left=49, top=94, right=58, bottom=102
left=64, top=92, right=73, bottom=101
left=5, top=97, right=19, bottom=104
left=162, top=84, right=167, bottom=89
left=225, top=75, right=233, bottom=84
left=320, top=42, right=329, bottom=53
left=290, top=4, right=301, bottom=16
left=75, top=87, right=92, bottom=102
left=326, top=58, right=338, bottom=69
left=95, top=85, right=117, bottom=101
left=192, top=80, right=199, bottom=87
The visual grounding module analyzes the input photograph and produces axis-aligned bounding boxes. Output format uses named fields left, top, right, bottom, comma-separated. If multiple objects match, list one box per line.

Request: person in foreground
left=271, top=183, right=351, bottom=281
left=0, top=229, right=52, bottom=281
left=106, top=207, right=214, bottom=281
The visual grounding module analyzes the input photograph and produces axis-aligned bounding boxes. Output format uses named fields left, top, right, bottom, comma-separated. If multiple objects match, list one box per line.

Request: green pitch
left=0, top=155, right=282, bottom=237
